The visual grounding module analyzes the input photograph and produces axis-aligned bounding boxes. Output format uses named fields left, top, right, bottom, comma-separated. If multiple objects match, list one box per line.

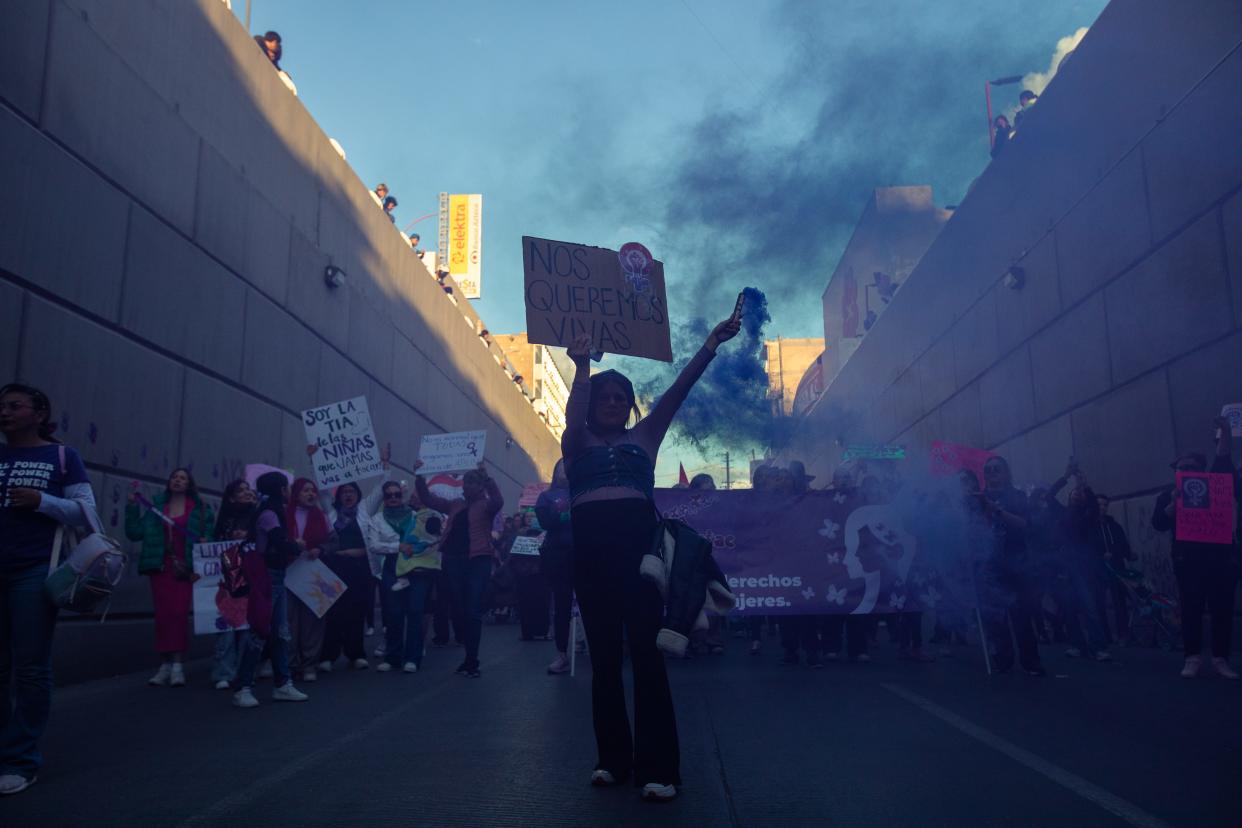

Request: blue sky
left=238, top=0, right=1107, bottom=483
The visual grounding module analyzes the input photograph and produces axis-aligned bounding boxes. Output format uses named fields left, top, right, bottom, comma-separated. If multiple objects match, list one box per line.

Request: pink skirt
left=149, top=561, right=192, bottom=654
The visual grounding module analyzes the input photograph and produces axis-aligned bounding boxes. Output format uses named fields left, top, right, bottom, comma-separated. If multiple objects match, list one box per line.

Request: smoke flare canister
left=730, top=291, right=746, bottom=323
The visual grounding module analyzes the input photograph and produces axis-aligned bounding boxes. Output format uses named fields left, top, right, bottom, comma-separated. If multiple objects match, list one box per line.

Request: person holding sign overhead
left=414, top=460, right=504, bottom=679
left=562, top=306, right=741, bottom=803
left=1152, top=416, right=1239, bottom=679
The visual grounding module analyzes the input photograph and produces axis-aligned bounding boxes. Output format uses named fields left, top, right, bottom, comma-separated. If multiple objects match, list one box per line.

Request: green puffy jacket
left=125, top=495, right=215, bottom=575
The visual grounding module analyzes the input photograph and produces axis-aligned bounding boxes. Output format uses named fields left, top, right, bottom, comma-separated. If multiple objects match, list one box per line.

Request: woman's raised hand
left=567, top=333, right=592, bottom=364
left=705, top=315, right=742, bottom=352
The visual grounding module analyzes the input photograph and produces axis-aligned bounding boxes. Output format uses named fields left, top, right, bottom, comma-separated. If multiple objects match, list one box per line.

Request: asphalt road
left=3, top=624, right=1238, bottom=827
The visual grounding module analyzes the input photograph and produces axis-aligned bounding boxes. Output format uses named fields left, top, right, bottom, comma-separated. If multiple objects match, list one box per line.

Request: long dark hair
left=0, top=382, right=58, bottom=442
left=215, top=479, right=255, bottom=538
left=165, top=467, right=200, bottom=504
left=253, top=471, right=290, bottom=534
left=586, top=370, right=641, bottom=435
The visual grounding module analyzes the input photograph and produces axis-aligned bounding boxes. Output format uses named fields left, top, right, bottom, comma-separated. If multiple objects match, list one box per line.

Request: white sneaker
left=169, top=664, right=186, bottom=687
left=301, top=670, right=317, bottom=683
left=1181, top=655, right=1203, bottom=678
left=547, top=654, right=570, bottom=675
left=257, top=661, right=274, bottom=679
left=1064, top=647, right=1082, bottom=658
left=403, top=662, right=418, bottom=673
left=232, top=688, right=260, bottom=708
left=148, top=664, right=172, bottom=686
left=0, top=773, right=36, bottom=796
left=590, top=769, right=618, bottom=786
left=353, top=658, right=370, bottom=670
left=391, top=578, right=410, bottom=592
left=1093, top=651, right=1112, bottom=663
left=641, top=783, right=677, bottom=801
left=214, top=679, right=231, bottom=690
left=374, top=645, right=387, bottom=658
left=855, top=653, right=871, bottom=663
left=273, top=682, right=309, bottom=702
left=318, top=660, right=333, bottom=673
left=1212, top=657, right=1239, bottom=679
left=376, top=662, right=393, bottom=672
left=365, top=626, right=375, bottom=636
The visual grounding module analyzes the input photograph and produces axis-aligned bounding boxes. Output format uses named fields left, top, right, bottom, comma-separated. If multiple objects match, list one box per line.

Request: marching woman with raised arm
left=563, top=310, right=740, bottom=802
left=0, top=383, right=97, bottom=796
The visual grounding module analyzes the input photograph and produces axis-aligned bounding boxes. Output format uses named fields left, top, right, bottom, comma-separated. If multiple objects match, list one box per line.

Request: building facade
left=494, top=334, right=571, bottom=439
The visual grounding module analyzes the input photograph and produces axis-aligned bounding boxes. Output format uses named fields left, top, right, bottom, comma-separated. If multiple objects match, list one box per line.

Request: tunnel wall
left=0, top=0, right=561, bottom=623
left=794, top=0, right=1242, bottom=591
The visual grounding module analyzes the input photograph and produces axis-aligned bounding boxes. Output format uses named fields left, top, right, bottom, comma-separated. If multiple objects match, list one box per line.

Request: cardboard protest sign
left=519, top=482, right=549, bottom=508
left=1175, top=472, right=1235, bottom=545
left=509, top=535, right=545, bottom=556
left=522, top=236, right=673, bottom=362
left=192, top=541, right=249, bottom=635
left=285, top=557, right=348, bottom=618
left=929, top=440, right=996, bottom=487
left=419, top=430, right=486, bottom=475
left=302, top=396, right=383, bottom=489
left=1222, top=403, right=1242, bottom=438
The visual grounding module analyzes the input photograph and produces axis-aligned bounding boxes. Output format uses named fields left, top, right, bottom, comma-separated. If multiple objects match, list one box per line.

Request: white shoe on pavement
left=301, top=670, right=317, bottom=683
left=232, top=688, right=260, bottom=708
left=353, top=658, right=370, bottom=670
left=214, top=679, right=231, bottom=690
left=641, top=783, right=677, bottom=802
left=1212, top=657, right=1239, bottom=679
left=1064, top=647, right=1082, bottom=658
left=590, top=770, right=619, bottom=786
left=1181, top=655, right=1203, bottom=678
left=148, top=664, right=172, bottom=686
left=1093, top=651, right=1112, bottom=663
left=403, top=662, right=418, bottom=673
left=376, top=662, right=392, bottom=672
left=169, top=663, right=186, bottom=687
left=0, top=773, right=36, bottom=796
left=318, top=660, right=333, bottom=673
left=374, top=645, right=387, bottom=658
left=273, top=682, right=309, bottom=702
left=257, top=661, right=274, bottom=679
left=547, top=654, right=570, bottom=675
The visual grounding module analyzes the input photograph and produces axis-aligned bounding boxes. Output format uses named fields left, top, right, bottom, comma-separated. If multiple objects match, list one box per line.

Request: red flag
left=678, top=463, right=689, bottom=486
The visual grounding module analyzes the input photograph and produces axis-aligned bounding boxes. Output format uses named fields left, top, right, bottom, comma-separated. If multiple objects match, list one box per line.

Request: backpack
left=219, top=541, right=251, bottom=598
left=42, top=445, right=128, bottom=616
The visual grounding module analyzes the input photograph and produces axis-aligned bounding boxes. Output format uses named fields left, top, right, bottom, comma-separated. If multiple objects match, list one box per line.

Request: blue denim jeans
left=382, top=558, right=438, bottom=667
left=235, top=568, right=292, bottom=689
left=212, top=630, right=245, bottom=684
left=444, top=555, right=493, bottom=667
left=0, top=563, right=59, bottom=778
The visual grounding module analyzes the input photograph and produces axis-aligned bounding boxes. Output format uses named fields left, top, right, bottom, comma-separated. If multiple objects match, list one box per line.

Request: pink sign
left=929, top=441, right=996, bottom=487
left=1175, top=472, right=1235, bottom=545
left=518, top=482, right=549, bottom=508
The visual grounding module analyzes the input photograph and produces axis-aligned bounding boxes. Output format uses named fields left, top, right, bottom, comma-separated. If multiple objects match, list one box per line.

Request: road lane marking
left=881, top=683, right=1173, bottom=828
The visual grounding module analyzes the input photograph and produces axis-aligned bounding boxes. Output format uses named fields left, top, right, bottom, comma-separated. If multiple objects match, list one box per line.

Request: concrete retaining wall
left=0, top=0, right=561, bottom=631
left=793, top=0, right=1242, bottom=589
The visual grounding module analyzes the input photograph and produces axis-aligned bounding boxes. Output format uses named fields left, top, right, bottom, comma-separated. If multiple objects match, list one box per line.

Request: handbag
left=42, top=446, right=128, bottom=616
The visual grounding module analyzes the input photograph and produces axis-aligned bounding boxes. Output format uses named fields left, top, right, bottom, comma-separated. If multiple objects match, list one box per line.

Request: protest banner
left=929, top=440, right=996, bottom=486
left=518, top=482, right=549, bottom=508
left=1222, top=403, right=1242, bottom=438
left=509, top=535, right=545, bottom=556
left=302, top=396, right=383, bottom=489
left=843, top=444, right=907, bottom=461
left=192, top=540, right=249, bottom=635
left=284, top=557, right=348, bottom=619
left=1175, top=472, right=1235, bottom=545
left=522, top=236, right=673, bottom=362
left=419, top=430, right=487, bottom=475
left=652, top=489, right=966, bottom=616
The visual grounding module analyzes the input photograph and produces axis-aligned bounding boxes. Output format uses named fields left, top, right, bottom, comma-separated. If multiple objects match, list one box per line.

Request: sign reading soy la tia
left=522, top=236, right=673, bottom=363
left=302, top=396, right=384, bottom=489
left=419, top=430, right=487, bottom=475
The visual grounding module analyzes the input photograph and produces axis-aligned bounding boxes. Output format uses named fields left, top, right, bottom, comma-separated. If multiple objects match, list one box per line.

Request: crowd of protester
left=991, top=88, right=1038, bottom=159
left=2, top=372, right=1238, bottom=798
